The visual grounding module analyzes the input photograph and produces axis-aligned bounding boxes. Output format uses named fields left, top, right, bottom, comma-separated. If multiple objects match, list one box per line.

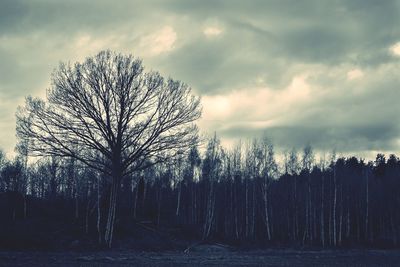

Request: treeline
left=0, top=135, right=399, bottom=248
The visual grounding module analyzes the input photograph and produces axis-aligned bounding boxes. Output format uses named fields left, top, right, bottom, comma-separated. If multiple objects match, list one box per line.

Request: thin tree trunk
left=133, top=183, right=139, bottom=219
left=23, top=195, right=27, bottom=220
left=203, top=180, right=215, bottom=240
left=391, top=214, right=397, bottom=246
left=176, top=181, right=182, bottom=216
left=263, top=179, right=271, bottom=241
left=245, top=178, right=249, bottom=238
left=85, top=199, right=90, bottom=234
left=142, top=180, right=147, bottom=206
left=365, top=169, right=369, bottom=242
left=293, top=177, right=298, bottom=241
left=157, top=186, right=162, bottom=225
left=346, top=203, right=350, bottom=239
left=308, top=174, right=313, bottom=242
left=356, top=203, right=360, bottom=242
left=338, top=184, right=343, bottom=246
left=23, top=152, right=28, bottom=219
left=251, top=180, right=256, bottom=238
left=193, top=183, right=197, bottom=224
left=328, top=184, right=332, bottom=246
left=97, top=175, right=102, bottom=245
left=234, top=181, right=239, bottom=239
left=75, top=194, right=79, bottom=220
left=303, top=203, right=309, bottom=245
left=321, top=174, right=325, bottom=247
left=229, top=181, right=234, bottom=237
left=333, top=166, right=337, bottom=246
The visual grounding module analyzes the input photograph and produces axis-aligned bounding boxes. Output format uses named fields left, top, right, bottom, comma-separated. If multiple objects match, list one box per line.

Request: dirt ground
left=0, top=248, right=400, bottom=266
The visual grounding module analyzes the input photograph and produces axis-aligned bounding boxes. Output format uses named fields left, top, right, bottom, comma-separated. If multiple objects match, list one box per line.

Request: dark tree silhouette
left=16, top=50, right=201, bottom=247
left=1, top=136, right=400, bottom=249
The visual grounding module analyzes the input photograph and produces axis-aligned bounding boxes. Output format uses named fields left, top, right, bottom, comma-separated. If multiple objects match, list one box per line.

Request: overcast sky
left=1, top=0, right=400, bottom=159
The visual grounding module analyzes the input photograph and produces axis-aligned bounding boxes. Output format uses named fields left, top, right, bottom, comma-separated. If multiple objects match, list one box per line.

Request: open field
left=1, top=249, right=400, bottom=266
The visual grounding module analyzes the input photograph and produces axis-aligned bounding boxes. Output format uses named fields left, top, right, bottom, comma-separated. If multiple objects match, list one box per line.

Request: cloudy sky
left=1, top=0, right=400, bottom=159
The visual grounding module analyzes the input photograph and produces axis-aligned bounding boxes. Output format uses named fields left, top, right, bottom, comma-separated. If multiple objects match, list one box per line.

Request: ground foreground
left=0, top=248, right=400, bottom=266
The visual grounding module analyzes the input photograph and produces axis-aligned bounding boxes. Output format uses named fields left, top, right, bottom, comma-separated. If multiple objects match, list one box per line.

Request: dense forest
left=1, top=134, right=399, bottom=249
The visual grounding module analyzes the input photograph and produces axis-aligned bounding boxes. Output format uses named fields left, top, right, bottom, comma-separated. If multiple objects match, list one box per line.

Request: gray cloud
left=0, top=0, right=400, bottom=158
left=217, top=62, right=400, bottom=154
left=220, top=123, right=400, bottom=153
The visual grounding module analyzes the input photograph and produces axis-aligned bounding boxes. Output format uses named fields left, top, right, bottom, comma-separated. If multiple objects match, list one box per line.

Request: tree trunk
left=176, top=181, right=182, bottom=216
left=308, top=174, right=313, bottom=242
left=234, top=180, right=239, bottom=239
left=293, top=176, right=298, bottom=241
left=97, top=175, right=102, bottom=245
left=157, top=186, right=162, bottom=225
left=321, top=174, right=325, bottom=247
left=23, top=195, right=27, bottom=220
left=365, top=169, right=369, bottom=242
left=346, top=203, right=350, bottom=239
left=23, top=152, right=28, bottom=219
left=262, top=179, right=271, bottom=241
left=193, top=182, right=197, bottom=224
left=251, top=180, right=256, bottom=238
left=391, top=214, right=397, bottom=246
left=75, top=194, right=79, bottom=220
left=356, top=202, right=360, bottom=242
left=85, top=199, right=90, bottom=234
left=245, top=178, right=249, bottom=238
left=338, top=184, right=343, bottom=246
left=203, top=180, right=215, bottom=240
left=333, top=166, right=337, bottom=246
left=104, top=178, right=119, bottom=248
left=142, top=180, right=147, bottom=206
left=328, top=183, right=332, bottom=246
left=133, top=183, right=139, bottom=219
left=228, top=181, right=234, bottom=237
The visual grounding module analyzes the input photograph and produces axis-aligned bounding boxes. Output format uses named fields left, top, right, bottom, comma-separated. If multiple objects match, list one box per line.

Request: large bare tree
left=16, top=50, right=201, bottom=247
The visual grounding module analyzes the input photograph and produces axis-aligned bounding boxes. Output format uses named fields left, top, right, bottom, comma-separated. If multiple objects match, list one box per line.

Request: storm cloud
left=1, top=0, right=400, bottom=158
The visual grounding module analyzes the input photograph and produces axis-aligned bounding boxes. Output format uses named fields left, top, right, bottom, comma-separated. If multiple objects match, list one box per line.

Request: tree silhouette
left=16, top=50, right=201, bottom=247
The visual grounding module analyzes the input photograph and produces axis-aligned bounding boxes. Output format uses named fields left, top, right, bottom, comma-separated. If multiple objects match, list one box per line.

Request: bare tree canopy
left=16, top=50, right=201, bottom=247
left=16, top=50, right=201, bottom=177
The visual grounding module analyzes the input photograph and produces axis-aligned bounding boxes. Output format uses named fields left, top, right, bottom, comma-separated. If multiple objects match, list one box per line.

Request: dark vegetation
left=1, top=135, right=400, bottom=250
